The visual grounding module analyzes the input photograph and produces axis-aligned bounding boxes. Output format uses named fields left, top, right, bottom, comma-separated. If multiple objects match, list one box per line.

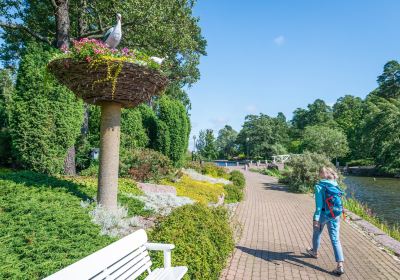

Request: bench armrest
left=145, top=242, right=175, bottom=251
left=145, top=242, right=175, bottom=268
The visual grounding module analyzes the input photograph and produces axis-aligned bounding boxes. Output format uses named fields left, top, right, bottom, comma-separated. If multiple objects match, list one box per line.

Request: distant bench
left=44, top=229, right=187, bottom=280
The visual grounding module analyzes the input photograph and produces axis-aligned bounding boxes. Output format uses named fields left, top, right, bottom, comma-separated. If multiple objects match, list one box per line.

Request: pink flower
left=86, top=56, right=92, bottom=63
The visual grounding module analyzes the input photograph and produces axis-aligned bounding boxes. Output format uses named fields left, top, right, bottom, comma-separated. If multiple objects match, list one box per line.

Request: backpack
left=321, top=182, right=345, bottom=218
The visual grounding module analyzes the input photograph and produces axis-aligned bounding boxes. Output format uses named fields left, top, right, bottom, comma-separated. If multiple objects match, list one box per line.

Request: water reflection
left=344, top=176, right=400, bottom=226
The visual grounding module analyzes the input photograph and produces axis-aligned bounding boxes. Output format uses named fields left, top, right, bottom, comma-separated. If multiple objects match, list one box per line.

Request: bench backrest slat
left=112, top=255, right=152, bottom=280
left=44, top=229, right=150, bottom=280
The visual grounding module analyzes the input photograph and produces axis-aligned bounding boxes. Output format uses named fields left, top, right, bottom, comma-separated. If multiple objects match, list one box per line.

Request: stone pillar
left=97, top=102, right=121, bottom=211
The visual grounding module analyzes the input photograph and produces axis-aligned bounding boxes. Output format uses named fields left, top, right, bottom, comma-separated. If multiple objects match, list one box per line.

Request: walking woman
left=306, top=166, right=345, bottom=275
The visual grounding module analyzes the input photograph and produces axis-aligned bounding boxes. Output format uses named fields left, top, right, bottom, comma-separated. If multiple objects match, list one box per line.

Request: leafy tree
left=215, top=125, right=238, bottom=159
left=376, top=60, right=400, bottom=99
left=332, top=95, right=364, bottom=159
left=237, top=113, right=289, bottom=159
left=361, top=96, right=400, bottom=174
left=302, top=125, right=349, bottom=160
left=155, top=96, right=190, bottom=166
left=292, top=99, right=335, bottom=130
left=0, top=0, right=206, bottom=87
left=7, top=43, right=83, bottom=174
left=197, top=129, right=218, bottom=160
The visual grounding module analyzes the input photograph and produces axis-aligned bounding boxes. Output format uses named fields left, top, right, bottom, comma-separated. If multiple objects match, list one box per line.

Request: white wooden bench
left=44, top=229, right=187, bottom=280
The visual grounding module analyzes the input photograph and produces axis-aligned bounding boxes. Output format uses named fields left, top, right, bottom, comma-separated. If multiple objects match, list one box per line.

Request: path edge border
left=344, top=210, right=400, bottom=258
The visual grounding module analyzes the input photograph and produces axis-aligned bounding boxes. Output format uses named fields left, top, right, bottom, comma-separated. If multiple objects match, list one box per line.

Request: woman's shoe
left=332, top=265, right=344, bottom=275
left=306, top=247, right=318, bottom=258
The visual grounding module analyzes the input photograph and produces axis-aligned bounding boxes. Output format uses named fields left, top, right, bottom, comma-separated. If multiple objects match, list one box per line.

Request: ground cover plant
left=149, top=204, right=234, bottom=280
left=0, top=169, right=114, bottom=279
left=162, top=175, right=225, bottom=204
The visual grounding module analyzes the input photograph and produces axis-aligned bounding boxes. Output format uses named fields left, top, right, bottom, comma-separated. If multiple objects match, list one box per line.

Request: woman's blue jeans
left=312, top=214, right=344, bottom=262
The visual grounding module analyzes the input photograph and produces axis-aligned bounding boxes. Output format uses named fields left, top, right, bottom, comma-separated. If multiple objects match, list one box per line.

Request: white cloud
left=245, top=105, right=258, bottom=113
left=210, top=117, right=229, bottom=127
left=273, top=35, right=285, bottom=46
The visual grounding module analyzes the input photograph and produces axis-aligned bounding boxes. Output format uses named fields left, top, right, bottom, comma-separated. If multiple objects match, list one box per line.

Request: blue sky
left=188, top=0, right=400, bottom=149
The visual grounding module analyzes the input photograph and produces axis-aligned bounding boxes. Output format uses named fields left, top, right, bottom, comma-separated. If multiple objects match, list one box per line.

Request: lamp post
left=193, top=135, right=197, bottom=161
left=246, top=137, right=250, bottom=160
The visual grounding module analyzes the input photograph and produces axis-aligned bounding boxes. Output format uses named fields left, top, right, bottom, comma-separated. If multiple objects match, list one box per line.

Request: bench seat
left=43, top=229, right=187, bottom=280
left=145, top=266, right=188, bottom=280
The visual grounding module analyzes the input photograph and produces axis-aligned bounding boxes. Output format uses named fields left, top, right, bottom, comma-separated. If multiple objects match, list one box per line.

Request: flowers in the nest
left=58, top=38, right=161, bottom=70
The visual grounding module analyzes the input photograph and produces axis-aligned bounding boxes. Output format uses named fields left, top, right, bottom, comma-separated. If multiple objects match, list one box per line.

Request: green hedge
left=149, top=204, right=234, bottom=280
left=8, top=43, right=83, bottom=174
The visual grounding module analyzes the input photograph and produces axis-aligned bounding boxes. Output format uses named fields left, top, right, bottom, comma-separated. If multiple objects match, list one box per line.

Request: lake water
left=343, top=176, right=400, bottom=226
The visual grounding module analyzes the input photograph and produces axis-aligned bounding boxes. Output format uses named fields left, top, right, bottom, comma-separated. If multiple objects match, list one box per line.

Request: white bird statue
left=103, top=13, right=122, bottom=49
left=150, top=56, right=166, bottom=65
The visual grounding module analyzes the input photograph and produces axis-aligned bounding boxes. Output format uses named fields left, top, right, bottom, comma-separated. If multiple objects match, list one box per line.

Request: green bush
left=202, top=163, right=229, bottom=179
left=284, top=152, right=335, bottom=193
left=121, top=148, right=174, bottom=182
left=224, top=184, right=244, bottom=203
left=79, top=161, right=99, bottom=177
left=149, top=204, right=234, bottom=280
left=155, top=96, right=190, bottom=167
left=8, top=43, right=83, bottom=174
left=229, top=170, right=245, bottom=188
left=183, top=161, right=203, bottom=173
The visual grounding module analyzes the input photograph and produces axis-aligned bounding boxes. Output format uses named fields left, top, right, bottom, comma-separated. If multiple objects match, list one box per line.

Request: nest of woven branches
left=48, top=58, right=168, bottom=108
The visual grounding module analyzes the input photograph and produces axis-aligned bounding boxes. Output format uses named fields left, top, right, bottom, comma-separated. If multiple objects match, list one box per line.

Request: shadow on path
left=237, top=246, right=337, bottom=276
left=262, top=182, right=292, bottom=193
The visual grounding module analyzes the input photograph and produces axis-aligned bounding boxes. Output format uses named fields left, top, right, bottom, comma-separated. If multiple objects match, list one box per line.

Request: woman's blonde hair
left=319, top=166, right=338, bottom=180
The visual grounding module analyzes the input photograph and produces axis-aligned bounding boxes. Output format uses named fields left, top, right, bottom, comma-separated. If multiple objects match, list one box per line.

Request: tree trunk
left=55, top=0, right=70, bottom=49
left=64, top=146, right=76, bottom=176
left=78, top=0, right=88, bottom=37
left=97, top=102, right=121, bottom=211
left=54, top=0, right=75, bottom=175
left=78, top=2, right=89, bottom=137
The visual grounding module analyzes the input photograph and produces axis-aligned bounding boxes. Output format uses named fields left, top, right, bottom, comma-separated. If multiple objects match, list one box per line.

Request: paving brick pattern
left=220, top=169, right=400, bottom=280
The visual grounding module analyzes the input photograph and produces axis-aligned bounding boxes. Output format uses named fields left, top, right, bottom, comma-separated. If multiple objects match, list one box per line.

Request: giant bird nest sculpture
left=48, top=58, right=168, bottom=108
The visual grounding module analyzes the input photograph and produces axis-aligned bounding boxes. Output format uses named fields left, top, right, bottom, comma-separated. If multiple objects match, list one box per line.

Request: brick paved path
left=220, top=169, right=400, bottom=280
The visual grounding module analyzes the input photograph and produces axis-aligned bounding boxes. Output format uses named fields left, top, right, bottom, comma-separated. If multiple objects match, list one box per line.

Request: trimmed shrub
left=8, top=43, right=83, bottom=174
left=224, top=184, right=244, bottom=203
left=155, top=96, right=190, bottom=167
left=229, top=170, right=245, bottom=188
left=121, top=148, right=174, bottom=182
left=149, top=204, right=234, bottom=280
left=284, top=152, right=335, bottom=193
